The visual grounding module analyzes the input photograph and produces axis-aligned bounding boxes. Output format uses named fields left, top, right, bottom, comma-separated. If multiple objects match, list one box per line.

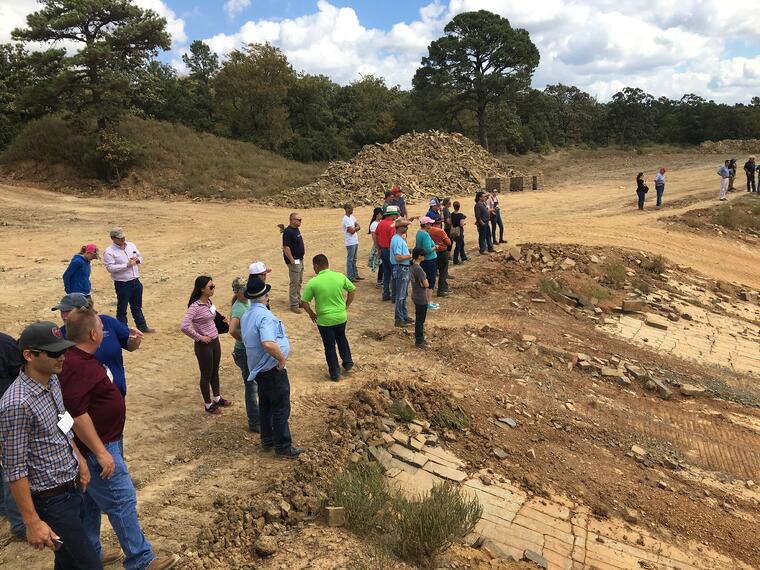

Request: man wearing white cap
left=103, top=227, right=154, bottom=333
left=248, top=261, right=272, bottom=281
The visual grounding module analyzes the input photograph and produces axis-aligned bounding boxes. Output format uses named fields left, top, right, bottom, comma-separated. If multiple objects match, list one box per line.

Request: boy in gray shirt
left=410, top=247, right=429, bottom=348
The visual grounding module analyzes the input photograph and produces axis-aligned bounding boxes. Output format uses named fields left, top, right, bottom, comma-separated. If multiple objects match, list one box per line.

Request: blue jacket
left=63, top=254, right=92, bottom=295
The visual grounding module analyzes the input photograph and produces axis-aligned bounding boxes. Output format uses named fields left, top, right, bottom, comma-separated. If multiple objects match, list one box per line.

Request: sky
left=2, top=0, right=760, bottom=104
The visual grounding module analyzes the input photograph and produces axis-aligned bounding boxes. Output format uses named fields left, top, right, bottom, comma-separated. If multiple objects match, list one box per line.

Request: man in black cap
left=240, top=278, right=303, bottom=459
left=0, top=322, right=100, bottom=568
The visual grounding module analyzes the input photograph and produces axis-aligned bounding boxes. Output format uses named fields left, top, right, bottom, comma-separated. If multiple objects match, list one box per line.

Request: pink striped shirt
left=181, top=300, right=218, bottom=342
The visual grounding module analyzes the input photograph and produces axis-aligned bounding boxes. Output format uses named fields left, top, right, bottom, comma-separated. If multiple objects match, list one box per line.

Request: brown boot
left=147, top=555, right=180, bottom=570
left=102, top=547, right=123, bottom=566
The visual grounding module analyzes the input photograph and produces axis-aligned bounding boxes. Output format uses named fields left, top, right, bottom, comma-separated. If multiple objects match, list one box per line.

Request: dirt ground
left=0, top=149, right=759, bottom=569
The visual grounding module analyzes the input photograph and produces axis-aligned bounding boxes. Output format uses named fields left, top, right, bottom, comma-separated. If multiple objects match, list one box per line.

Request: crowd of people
left=0, top=186, right=508, bottom=568
left=718, top=156, right=759, bottom=200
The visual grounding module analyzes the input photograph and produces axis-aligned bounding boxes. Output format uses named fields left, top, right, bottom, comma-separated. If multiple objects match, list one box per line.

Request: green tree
left=180, top=41, right=220, bottom=131
left=182, top=40, right=219, bottom=83
left=213, top=43, right=295, bottom=150
left=335, top=75, right=403, bottom=151
left=413, top=10, right=539, bottom=149
left=12, top=0, right=170, bottom=130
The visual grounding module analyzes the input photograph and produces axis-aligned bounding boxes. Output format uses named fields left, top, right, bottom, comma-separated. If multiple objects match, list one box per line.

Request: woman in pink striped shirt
left=181, top=275, right=233, bottom=414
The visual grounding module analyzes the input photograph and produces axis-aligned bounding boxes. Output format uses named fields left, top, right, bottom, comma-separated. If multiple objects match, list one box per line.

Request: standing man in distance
left=474, top=192, right=493, bottom=254
left=718, top=160, right=731, bottom=201
left=241, top=278, right=304, bottom=458
left=341, top=204, right=362, bottom=282
left=375, top=205, right=399, bottom=302
left=727, top=158, right=737, bottom=192
left=429, top=218, right=451, bottom=298
left=60, top=309, right=178, bottom=570
left=654, top=167, right=667, bottom=208
left=103, top=227, right=154, bottom=333
left=282, top=213, right=305, bottom=314
left=0, top=321, right=101, bottom=568
left=744, top=156, right=756, bottom=193
left=300, top=254, right=356, bottom=381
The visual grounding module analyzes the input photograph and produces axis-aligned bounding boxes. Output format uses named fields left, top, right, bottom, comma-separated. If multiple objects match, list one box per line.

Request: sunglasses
left=30, top=348, right=68, bottom=359
left=209, top=285, right=215, bottom=289
left=295, top=219, right=302, bottom=222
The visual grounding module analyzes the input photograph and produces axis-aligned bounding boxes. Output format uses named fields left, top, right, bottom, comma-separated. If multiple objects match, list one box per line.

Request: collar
left=69, top=345, right=94, bottom=360
left=18, top=370, right=56, bottom=395
left=317, top=269, right=330, bottom=275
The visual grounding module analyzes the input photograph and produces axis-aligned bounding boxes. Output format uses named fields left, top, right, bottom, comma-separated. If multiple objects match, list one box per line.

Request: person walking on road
left=181, top=276, right=232, bottom=415
left=390, top=218, right=414, bottom=326
left=654, top=167, right=666, bottom=208
left=60, top=309, right=178, bottom=570
left=103, top=227, right=154, bottom=333
left=63, top=243, right=98, bottom=298
left=429, top=218, right=451, bottom=298
left=744, top=156, right=756, bottom=193
left=229, top=278, right=259, bottom=433
left=636, top=173, right=649, bottom=210
left=718, top=160, right=731, bottom=201
left=300, top=255, right=356, bottom=381
left=475, top=192, right=493, bottom=254
left=451, top=201, right=468, bottom=264
left=241, top=278, right=304, bottom=459
left=376, top=206, right=400, bottom=302
left=282, top=213, right=305, bottom=313
left=415, top=217, right=439, bottom=310
left=0, top=321, right=101, bottom=569
left=487, top=188, right=505, bottom=243
left=342, top=204, right=362, bottom=282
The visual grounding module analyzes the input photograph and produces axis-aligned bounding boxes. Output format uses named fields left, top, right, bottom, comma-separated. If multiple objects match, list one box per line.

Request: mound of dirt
left=271, top=131, right=521, bottom=208
left=698, top=139, right=760, bottom=154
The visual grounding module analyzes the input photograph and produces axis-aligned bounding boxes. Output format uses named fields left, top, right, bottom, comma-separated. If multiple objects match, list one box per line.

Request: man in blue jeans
left=103, top=227, right=155, bottom=333
left=389, top=218, right=414, bottom=327
left=0, top=321, right=102, bottom=568
left=60, top=309, right=177, bottom=570
left=242, top=278, right=304, bottom=459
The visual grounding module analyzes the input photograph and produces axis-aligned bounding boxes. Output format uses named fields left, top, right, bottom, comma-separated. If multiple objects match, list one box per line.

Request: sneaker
left=214, top=397, right=233, bottom=407
left=428, top=303, right=440, bottom=310
left=415, top=340, right=428, bottom=349
left=382, top=296, right=392, bottom=302
left=140, top=327, right=156, bottom=334
left=102, top=547, right=123, bottom=566
left=498, top=239, right=507, bottom=244
left=375, top=282, right=382, bottom=288
left=260, top=444, right=274, bottom=453
left=343, top=362, right=354, bottom=372
left=395, top=320, right=409, bottom=327
left=204, top=404, right=221, bottom=415
left=290, top=306, right=303, bottom=314
left=436, top=291, right=449, bottom=298
left=146, top=555, right=180, bottom=570
left=328, top=373, right=340, bottom=382
left=277, top=447, right=305, bottom=459
left=452, top=261, right=461, bottom=265
left=405, top=317, right=414, bottom=323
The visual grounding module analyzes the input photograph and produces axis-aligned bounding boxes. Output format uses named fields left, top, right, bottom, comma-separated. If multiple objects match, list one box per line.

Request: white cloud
left=0, top=0, right=186, bottom=48
left=224, top=0, right=251, bottom=19
left=196, top=0, right=760, bottom=103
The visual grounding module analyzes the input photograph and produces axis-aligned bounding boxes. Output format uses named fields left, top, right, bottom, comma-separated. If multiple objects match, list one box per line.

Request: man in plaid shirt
left=0, top=321, right=101, bottom=568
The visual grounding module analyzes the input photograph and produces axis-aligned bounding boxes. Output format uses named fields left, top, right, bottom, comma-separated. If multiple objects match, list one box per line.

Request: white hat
left=248, top=261, right=272, bottom=275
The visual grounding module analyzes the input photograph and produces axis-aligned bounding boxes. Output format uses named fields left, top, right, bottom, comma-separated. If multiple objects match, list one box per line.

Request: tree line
left=2, top=1, right=760, bottom=177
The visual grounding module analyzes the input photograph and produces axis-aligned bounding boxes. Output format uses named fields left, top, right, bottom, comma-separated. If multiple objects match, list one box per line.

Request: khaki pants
left=288, top=262, right=304, bottom=307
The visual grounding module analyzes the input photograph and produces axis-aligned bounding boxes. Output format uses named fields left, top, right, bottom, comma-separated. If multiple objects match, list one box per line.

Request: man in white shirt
left=103, top=227, right=154, bottom=333
left=342, top=204, right=362, bottom=282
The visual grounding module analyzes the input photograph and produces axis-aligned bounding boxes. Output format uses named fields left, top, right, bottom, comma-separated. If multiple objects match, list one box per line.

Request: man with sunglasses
left=59, top=309, right=178, bottom=570
left=282, top=213, right=305, bottom=313
left=0, top=321, right=101, bottom=568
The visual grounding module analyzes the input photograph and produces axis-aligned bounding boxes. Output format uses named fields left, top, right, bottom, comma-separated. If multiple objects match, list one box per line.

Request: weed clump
left=604, top=261, right=627, bottom=288
left=431, top=407, right=470, bottom=430
left=326, top=461, right=391, bottom=532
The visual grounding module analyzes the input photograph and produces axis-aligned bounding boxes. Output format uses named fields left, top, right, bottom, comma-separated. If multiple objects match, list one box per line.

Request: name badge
left=57, top=412, right=74, bottom=435
left=105, top=366, right=114, bottom=383
left=294, top=260, right=301, bottom=265
left=210, top=304, right=217, bottom=315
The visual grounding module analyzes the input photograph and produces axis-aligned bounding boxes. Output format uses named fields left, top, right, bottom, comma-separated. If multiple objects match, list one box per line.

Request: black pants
left=747, top=174, right=756, bottom=192
left=194, top=337, right=221, bottom=403
left=317, top=321, right=353, bottom=380
left=33, top=489, right=102, bottom=569
left=414, top=303, right=428, bottom=345
left=436, top=251, right=449, bottom=295
left=255, top=366, right=293, bottom=453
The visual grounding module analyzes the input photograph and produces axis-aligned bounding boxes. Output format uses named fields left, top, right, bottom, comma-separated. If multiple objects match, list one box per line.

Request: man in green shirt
left=300, top=254, right=356, bottom=381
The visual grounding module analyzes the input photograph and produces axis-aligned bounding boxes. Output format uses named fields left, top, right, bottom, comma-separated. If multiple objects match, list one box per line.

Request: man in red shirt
left=375, top=205, right=399, bottom=301
left=59, top=309, right=178, bottom=570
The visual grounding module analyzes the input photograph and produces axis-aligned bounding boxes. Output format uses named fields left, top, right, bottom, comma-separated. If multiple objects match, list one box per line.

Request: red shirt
left=59, top=346, right=126, bottom=456
left=375, top=218, right=396, bottom=249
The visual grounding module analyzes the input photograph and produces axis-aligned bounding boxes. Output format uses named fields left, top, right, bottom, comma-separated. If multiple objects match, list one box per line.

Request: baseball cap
left=18, top=321, right=75, bottom=352
left=383, top=205, right=401, bottom=217
left=429, top=198, right=439, bottom=207
left=249, top=261, right=272, bottom=276
left=244, top=276, right=272, bottom=300
left=110, top=227, right=125, bottom=239
left=391, top=186, right=402, bottom=194
left=52, top=293, right=90, bottom=312
left=84, top=243, right=98, bottom=254
left=419, top=216, right=434, bottom=226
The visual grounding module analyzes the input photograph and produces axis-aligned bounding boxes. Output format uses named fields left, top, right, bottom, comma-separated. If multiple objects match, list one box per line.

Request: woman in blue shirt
left=62, top=243, right=98, bottom=296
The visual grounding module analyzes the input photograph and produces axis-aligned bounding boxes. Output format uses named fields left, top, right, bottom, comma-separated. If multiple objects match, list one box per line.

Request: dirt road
left=0, top=151, right=758, bottom=568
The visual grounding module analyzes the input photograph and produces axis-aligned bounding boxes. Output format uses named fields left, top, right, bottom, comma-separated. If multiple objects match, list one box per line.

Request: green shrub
left=632, top=278, right=650, bottom=295
left=538, top=276, right=560, bottom=295
left=388, top=483, right=482, bottom=568
left=326, top=460, right=391, bottom=532
left=431, top=407, right=470, bottom=430
left=644, top=255, right=666, bottom=274
left=589, top=285, right=611, bottom=300
left=715, top=207, right=739, bottom=229
left=604, top=261, right=627, bottom=288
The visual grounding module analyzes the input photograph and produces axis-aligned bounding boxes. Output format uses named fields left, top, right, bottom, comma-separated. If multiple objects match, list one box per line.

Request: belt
left=258, top=364, right=280, bottom=376
left=32, top=478, right=78, bottom=500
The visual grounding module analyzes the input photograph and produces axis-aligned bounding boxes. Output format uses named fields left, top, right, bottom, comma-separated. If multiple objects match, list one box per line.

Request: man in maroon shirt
left=375, top=205, right=399, bottom=301
left=60, top=309, right=178, bottom=570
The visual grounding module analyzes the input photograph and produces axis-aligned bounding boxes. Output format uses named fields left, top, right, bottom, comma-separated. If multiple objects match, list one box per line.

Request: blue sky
left=2, top=0, right=760, bottom=103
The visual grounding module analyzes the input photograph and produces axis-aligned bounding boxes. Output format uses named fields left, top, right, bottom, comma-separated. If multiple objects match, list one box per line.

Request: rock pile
left=699, top=140, right=760, bottom=154
left=271, top=131, right=521, bottom=208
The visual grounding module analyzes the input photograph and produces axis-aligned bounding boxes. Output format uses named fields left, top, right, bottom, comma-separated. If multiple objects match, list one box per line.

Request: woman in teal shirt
left=415, top=217, right=439, bottom=310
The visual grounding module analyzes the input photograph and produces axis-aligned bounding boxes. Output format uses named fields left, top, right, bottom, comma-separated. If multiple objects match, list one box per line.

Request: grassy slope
left=0, top=116, right=324, bottom=200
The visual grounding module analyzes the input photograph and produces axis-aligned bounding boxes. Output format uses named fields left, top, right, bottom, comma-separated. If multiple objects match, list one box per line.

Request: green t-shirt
left=230, top=299, right=251, bottom=350
left=301, top=269, right=356, bottom=326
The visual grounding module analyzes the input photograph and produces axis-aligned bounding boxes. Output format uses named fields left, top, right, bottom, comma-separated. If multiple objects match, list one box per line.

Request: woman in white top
left=487, top=189, right=505, bottom=244
left=367, top=207, right=383, bottom=287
